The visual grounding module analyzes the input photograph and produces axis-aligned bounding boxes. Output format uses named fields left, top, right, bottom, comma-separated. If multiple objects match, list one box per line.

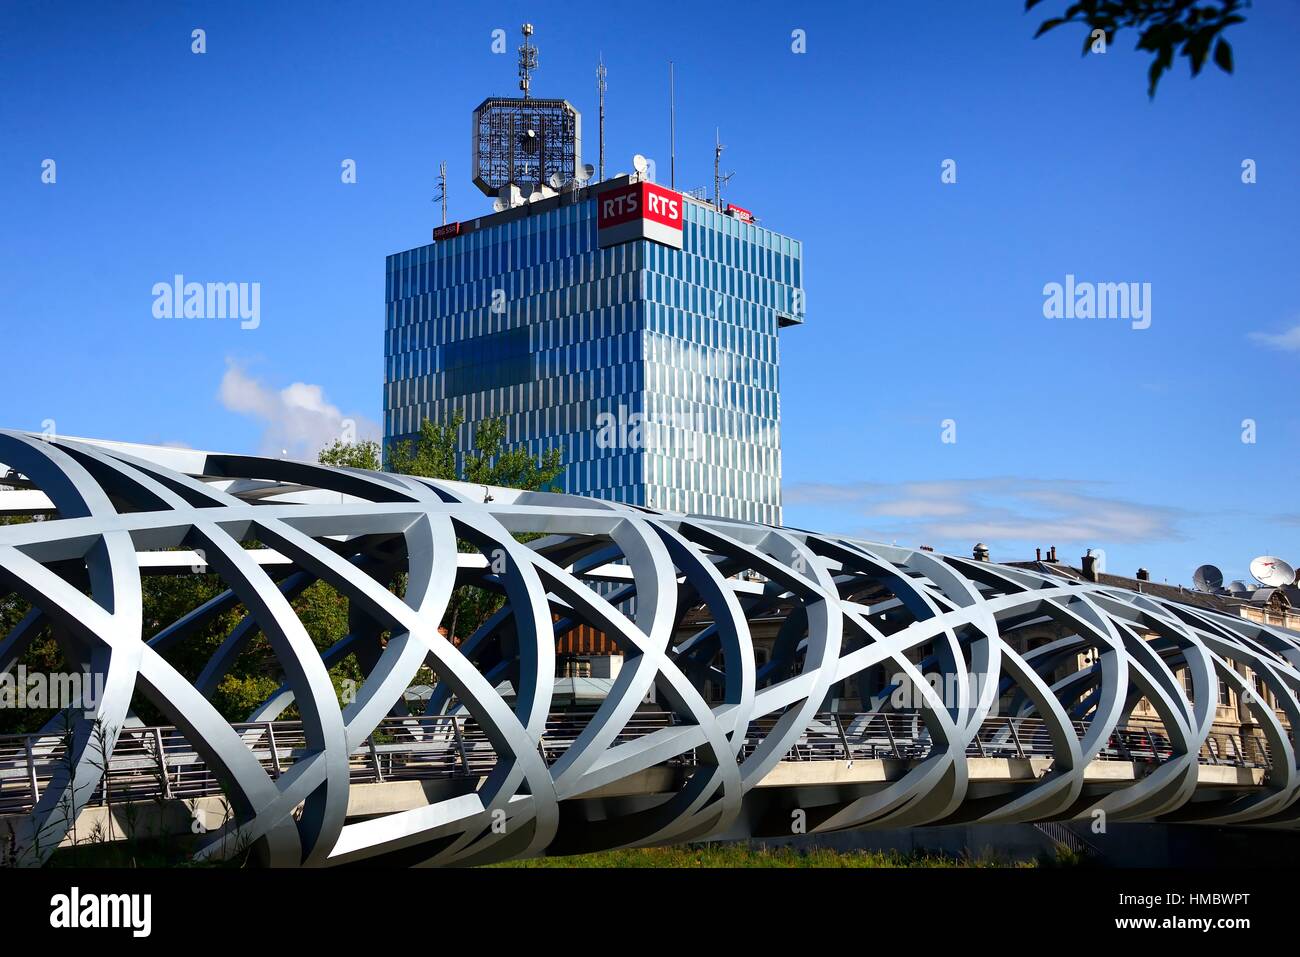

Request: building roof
left=1005, top=560, right=1252, bottom=614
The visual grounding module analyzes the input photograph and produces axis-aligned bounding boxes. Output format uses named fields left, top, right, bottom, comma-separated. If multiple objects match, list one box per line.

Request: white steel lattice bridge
left=0, top=430, right=1297, bottom=867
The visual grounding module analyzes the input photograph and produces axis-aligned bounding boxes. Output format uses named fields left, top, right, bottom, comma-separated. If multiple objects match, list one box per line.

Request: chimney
left=1136, top=568, right=1150, bottom=581
left=972, top=542, right=990, bottom=562
left=1049, top=546, right=1057, bottom=563
left=1035, top=547, right=1042, bottom=562
left=1082, top=553, right=1100, bottom=582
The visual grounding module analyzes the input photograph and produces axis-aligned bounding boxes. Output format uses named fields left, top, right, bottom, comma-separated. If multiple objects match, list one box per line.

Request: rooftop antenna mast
left=433, top=160, right=448, bottom=225
left=713, top=129, right=734, bottom=210
left=518, top=23, right=537, bottom=100
left=669, top=61, right=676, bottom=189
left=597, top=55, right=607, bottom=181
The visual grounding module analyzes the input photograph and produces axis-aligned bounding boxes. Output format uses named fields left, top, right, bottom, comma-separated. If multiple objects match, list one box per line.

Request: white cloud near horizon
left=784, top=477, right=1184, bottom=553
left=1247, top=321, right=1300, bottom=353
left=218, top=359, right=381, bottom=460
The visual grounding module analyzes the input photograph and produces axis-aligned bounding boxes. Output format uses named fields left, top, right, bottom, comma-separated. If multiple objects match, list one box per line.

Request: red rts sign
left=597, top=181, right=684, bottom=249
left=725, top=203, right=753, bottom=223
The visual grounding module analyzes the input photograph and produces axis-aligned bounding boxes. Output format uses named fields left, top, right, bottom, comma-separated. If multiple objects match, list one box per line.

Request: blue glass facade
left=384, top=186, right=803, bottom=525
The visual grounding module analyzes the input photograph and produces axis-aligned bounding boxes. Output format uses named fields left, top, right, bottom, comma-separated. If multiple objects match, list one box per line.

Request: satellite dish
left=528, top=191, right=543, bottom=204
left=581, top=163, right=595, bottom=182
left=1250, top=555, right=1296, bottom=588
left=492, top=198, right=507, bottom=213
left=1192, top=564, right=1224, bottom=593
left=1226, top=580, right=1250, bottom=595
left=632, top=153, right=648, bottom=175
left=548, top=172, right=564, bottom=190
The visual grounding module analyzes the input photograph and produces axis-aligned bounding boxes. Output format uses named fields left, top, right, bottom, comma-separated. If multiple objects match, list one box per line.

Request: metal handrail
left=0, top=709, right=1280, bottom=816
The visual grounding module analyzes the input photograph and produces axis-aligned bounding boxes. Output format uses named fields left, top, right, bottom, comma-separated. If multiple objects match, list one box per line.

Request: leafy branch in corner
left=1027, top=0, right=1249, bottom=96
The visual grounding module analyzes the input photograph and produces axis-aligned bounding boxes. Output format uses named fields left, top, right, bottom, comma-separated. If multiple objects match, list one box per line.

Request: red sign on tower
left=596, top=181, right=684, bottom=250
left=725, top=203, right=753, bottom=224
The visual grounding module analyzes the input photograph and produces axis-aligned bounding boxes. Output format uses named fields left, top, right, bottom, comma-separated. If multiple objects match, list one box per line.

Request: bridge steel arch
left=1, top=429, right=1298, bottom=866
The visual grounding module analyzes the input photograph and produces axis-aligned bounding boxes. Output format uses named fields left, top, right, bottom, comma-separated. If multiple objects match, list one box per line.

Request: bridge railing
left=0, top=710, right=1278, bottom=818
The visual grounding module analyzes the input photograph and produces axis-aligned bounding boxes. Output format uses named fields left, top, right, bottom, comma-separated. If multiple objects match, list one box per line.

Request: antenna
left=713, top=129, right=734, bottom=210
left=433, top=160, right=448, bottom=225
left=597, top=55, right=607, bottom=182
left=1193, top=564, right=1224, bottom=593
left=713, top=129, right=720, bottom=207
left=518, top=23, right=537, bottom=100
left=1250, top=555, right=1296, bottom=588
left=632, top=153, right=648, bottom=177
left=669, top=61, right=679, bottom=190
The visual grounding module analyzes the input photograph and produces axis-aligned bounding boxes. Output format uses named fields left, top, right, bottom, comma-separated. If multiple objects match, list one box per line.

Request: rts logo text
left=600, top=190, right=679, bottom=221
left=601, top=191, right=640, bottom=219
left=50, top=887, right=151, bottom=938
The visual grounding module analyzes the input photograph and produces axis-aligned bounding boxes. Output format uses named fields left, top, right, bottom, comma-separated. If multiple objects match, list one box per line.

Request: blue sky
left=2, top=1, right=1297, bottom=586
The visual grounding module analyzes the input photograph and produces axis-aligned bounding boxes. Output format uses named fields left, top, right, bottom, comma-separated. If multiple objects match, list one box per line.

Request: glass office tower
left=384, top=181, right=804, bottom=525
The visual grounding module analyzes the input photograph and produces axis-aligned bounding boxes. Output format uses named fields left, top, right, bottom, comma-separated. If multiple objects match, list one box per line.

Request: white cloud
left=784, top=477, right=1184, bottom=554
left=874, top=498, right=968, bottom=518
left=218, top=360, right=380, bottom=460
left=1248, top=322, right=1300, bottom=353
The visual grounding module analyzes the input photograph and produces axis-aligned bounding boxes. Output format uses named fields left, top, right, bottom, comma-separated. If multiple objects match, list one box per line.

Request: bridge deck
left=0, top=709, right=1276, bottom=821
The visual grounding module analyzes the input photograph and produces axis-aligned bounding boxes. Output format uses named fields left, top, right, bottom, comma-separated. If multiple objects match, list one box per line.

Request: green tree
left=0, top=504, right=62, bottom=734
left=318, top=439, right=381, bottom=471
left=1027, top=0, right=1248, bottom=97
left=386, top=411, right=564, bottom=491
left=323, top=410, right=565, bottom=646
left=1, top=498, right=365, bottom=730
left=0, top=414, right=565, bottom=733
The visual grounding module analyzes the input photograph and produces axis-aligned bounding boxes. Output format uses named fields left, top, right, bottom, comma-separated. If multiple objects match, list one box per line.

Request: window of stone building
left=1244, top=670, right=1266, bottom=709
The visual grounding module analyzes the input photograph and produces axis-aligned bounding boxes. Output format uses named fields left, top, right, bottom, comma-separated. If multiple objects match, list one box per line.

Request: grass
left=490, top=842, right=1040, bottom=868
left=42, top=840, right=1064, bottom=868
left=45, top=833, right=252, bottom=868
left=40, top=835, right=1075, bottom=869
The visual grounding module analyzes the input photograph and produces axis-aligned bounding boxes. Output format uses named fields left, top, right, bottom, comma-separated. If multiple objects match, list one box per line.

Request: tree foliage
left=317, top=439, right=381, bottom=471
left=341, top=410, right=566, bottom=644
left=0, top=412, right=562, bottom=732
left=1027, top=0, right=1248, bottom=96
left=0, top=506, right=61, bottom=733
left=387, top=410, right=564, bottom=491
